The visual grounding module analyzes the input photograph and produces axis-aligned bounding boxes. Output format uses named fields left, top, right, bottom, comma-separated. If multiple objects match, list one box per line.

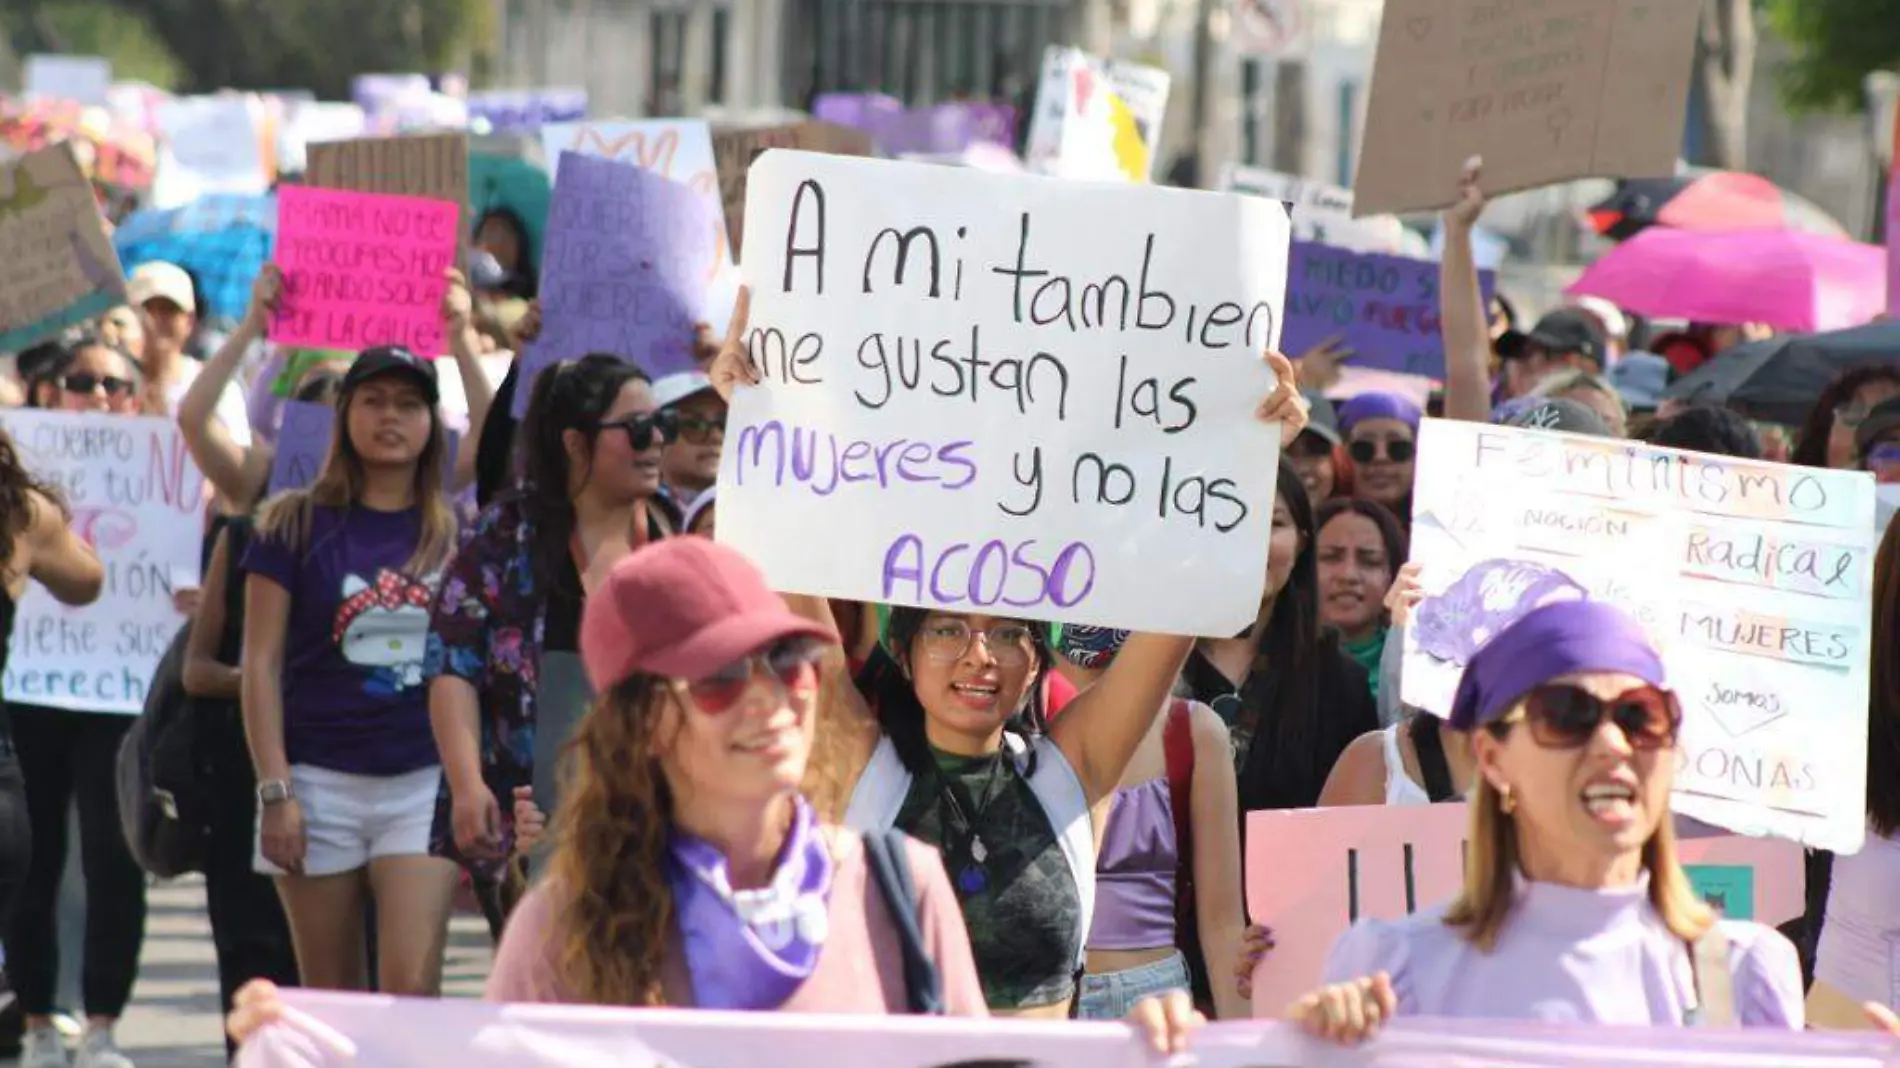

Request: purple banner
left=512, top=152, right=714, bottom=416
left=811, top=93, right=1017, bottom=156
left=1282, top=242, right=1496, bottom=380
left=466, top=88, right=587, bottom=133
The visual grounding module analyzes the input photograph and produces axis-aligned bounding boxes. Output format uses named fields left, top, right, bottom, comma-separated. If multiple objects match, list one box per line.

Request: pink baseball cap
left=579, top=539, right=837, bottom=693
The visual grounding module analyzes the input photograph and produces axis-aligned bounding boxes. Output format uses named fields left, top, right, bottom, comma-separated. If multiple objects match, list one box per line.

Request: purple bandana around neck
left=667, top=794, right=834, bottom=1010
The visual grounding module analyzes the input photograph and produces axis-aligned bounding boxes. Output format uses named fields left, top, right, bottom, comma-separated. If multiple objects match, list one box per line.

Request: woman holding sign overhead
left=696, top=290, right=1314, bottom=1017
left=1287, top=600, right=1805, bottom=1040
left=240, top=346, right=461, bottom=998
left=9, top=334, right=154, bottom=1068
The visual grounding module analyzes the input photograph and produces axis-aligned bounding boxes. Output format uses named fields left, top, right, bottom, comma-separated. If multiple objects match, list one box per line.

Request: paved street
left=9, top=878, right=495, bottom=1068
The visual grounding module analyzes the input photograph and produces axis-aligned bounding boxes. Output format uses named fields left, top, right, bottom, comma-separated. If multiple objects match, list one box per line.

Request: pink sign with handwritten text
left=270, top=185, right=458, bottom=356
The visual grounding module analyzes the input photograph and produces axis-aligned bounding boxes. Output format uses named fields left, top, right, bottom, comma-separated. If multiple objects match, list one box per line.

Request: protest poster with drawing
left=510, top=153, right=714, bottom=417
left=542, top=118, right=738, bottom=330
left=1281, top=242, right=1495, bottom=378
left=712, top=121, right=873, bottom=259
left=1221, top=164, right=1411, bottom=255
left=717, top=151, right=1289, bottom=636
left=241, top=987, right=1899, bottom=1068
left=0, top=143, right=128, bottom=352
left=1401, top=419, right=1876, bottom=852
left=305, top=132, right=470, bottom=260
left=0, top=412, right=205, bottom=715
left=1353, top=0, right=1703, bottom=216
left=270, top=186, right=460, bottom=356
left=1240, top=806, right=1806, bottom=1016
left=1023, top=47, right=1171, bottom=184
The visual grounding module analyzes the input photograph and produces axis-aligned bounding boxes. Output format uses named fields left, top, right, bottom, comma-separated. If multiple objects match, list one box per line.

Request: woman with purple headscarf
left=1338, top=392, right=1420, bottom=527
left=1288, top=601, right=1804, bottom=1038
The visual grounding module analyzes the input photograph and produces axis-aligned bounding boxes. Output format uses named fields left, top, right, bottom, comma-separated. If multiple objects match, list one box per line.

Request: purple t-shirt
left=241, top=504, right=442, bottom=776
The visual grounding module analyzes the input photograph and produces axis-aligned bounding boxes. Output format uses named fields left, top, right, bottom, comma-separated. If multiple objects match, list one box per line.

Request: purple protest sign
left=1281, top=242, right=1496, bottom=380
left=466, top=88, right=587, bottom=133
left=812, top=93, right=1017, bottom=156
left=512, top=151, right=714, bottom=416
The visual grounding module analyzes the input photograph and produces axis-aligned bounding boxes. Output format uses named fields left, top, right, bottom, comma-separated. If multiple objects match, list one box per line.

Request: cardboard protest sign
left=1353, top=0, right=1703, bottom=217
left=542, top=118, right=737, bottom=339
left=268, top=400, right=458, bottom=494
left=270, top=186, right=459, bottom=356
left=1242, top=805, right=1805, bottom=1017
left=713, top=121, right=874, bottom=259
left=245, top=986, right=1899, bottom=1068
left=1282, top=243, right=1495, bottom=377
left=0, top=144, right=128, bottom=352
left=1023, top=47, right=1171, bottom=184
left=305, top=132, right=469, bottom=259
left=0, top=412, right=205, bottom=715
left=512, top=154, right=714, bottom=416
left=717, top=152, right=1290, bottom=636
left=1221, top=163, right=1411, bottom=254
left=152, top=95, right=272, bottom=210
left=1402, top=420, right=1876, bottom=852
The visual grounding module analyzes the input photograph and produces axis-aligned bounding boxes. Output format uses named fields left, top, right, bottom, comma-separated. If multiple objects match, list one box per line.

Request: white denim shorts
left=254, top=764, right=442, bottom=877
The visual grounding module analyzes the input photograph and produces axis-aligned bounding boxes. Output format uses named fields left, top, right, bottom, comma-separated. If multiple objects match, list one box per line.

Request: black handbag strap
left=862, top=831, right=944, bottom=1015
left=1411, top=716, right=1458, bottom=803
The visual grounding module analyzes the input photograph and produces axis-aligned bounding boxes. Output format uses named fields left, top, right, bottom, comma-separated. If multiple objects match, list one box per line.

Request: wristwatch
left=257, top=779, right=295, bottom=806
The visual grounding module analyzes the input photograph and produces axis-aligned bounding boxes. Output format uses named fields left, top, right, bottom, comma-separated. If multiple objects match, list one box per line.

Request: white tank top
left=1814, top=823, right=1900, bottom=1007
left=1380, top=723, right=1432, bottom=807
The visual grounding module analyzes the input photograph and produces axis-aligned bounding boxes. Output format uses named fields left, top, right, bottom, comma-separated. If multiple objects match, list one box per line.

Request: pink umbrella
left=1565, top=227, right=1887, bottom=333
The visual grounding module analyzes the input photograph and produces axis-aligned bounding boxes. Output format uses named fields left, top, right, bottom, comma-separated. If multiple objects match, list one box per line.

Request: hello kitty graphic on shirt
left=332, top=569, right=438, bottom=696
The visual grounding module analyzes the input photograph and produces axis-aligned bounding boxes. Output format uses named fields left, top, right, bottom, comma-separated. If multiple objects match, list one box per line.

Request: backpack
left=115, top=622, right=211, bottom=877
left=862, top=831, right=944, bottom=1014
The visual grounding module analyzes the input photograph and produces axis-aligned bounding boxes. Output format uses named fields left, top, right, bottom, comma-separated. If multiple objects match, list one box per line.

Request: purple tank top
left=1087, top=777, right=1178, bottom=951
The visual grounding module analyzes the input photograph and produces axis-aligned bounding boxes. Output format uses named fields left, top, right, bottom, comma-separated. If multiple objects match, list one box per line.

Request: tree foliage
left=3, top=1, right=183, bottom=89
left=10, top=0, right=492, bottom=100
left=1766, top=0, right=1900, bottom=112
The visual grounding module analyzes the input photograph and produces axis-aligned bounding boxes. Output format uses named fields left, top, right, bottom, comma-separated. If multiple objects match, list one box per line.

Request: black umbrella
left=1664, top=321, right=1900, bottom=426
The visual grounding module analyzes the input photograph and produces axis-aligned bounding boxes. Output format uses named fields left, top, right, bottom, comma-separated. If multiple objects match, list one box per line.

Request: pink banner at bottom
left=237, top=990, right=1899, bottom=1068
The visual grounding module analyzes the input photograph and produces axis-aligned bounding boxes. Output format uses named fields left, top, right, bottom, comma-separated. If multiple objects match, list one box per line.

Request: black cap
left=1856, top=397, right=1900, bottom=456
left=341, top=345, right=439, bottom=405
left=1526, top=308, right=1606, bottom=365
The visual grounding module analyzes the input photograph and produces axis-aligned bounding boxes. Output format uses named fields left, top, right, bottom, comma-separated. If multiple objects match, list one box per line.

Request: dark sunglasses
left=598, top=409, right=680, bottom=451
left=57, top=372, right=136, bottom=398
left=1508, top=683, right=1680, bottom=750
left=679, top=635, right=827, bottom=714
left=674, top=413, right=726, bottom=446
left=1349, top=438, right=1416, bottom=464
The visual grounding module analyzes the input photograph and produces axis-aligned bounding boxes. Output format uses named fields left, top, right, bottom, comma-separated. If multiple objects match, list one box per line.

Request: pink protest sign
left=1243, top=806, right=1805, bottom=1017
left=270, top=185, right=457, bottom=356
left=242, top=988, right=1898, bottom=1068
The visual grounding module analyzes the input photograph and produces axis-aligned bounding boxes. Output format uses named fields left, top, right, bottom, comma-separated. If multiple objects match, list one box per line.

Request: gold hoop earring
left=1499, top=784, right=1517, bottom=815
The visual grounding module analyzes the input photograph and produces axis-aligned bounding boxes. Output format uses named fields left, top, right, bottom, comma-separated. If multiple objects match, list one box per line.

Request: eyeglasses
left=57, top=372, right=136, bottom=398
left=676, top=635, right=827, bottom=714
left=598, top=409, right=680, bottom=452
left=1504, top=683, right=1681, bottom=751
left=674, top=414, right=726, bottom=446
left=916, top=619, right=1037, bottom=668
left=1349, top=438, right=1416, bottom=464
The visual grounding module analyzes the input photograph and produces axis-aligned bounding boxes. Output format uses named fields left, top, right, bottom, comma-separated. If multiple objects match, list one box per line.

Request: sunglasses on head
left=674, top=413, right=726, bottom=446
left=57, top=372, right=136, bottom=398
left=1349, top=438, right=1416, bottom=464
left=598, top=409, right=680, bottom=451
left=1503, top=683, right=1680, bottom=750
left=677, top=635, right=827, bottom=714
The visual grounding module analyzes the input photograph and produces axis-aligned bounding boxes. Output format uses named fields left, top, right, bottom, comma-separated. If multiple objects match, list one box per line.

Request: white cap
left=127, top=261, right=197, bottom=314
left=653, top=371, right=715, bottom=410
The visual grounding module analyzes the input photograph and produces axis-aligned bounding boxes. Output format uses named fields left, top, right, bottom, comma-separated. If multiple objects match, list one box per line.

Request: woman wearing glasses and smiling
left=1288, top=600, right=1805, bottom=1041
left=1338, top=393, right=1419, bottom=529
left=424, top=353, right=680, bottom=939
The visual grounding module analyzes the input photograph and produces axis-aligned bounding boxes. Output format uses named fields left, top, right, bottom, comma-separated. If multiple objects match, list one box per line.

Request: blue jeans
left=1077, top=950, right=1190, bottom=1020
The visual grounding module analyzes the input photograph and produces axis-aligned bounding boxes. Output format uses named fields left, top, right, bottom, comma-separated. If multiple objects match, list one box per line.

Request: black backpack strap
left=861, top=831, right=944, bottom=1015
left=1411, top=715, right=1457, bottom=803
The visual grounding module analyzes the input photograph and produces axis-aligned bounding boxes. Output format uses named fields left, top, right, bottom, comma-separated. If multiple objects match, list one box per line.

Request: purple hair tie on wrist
left=1447, top=600, right=1667, bottom=732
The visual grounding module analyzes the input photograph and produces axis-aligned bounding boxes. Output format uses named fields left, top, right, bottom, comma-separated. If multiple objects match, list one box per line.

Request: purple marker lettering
left=930, top=543, right=970, bottom=605
left=1048, top=542, right=1098, bottom=608
left=969, top=541, right=1010, bottom=607
left=882, top=534, right=926, bottom=602
left=938, top=442, right=978, bottom=490
left=1005, top=540, right=1054, bottom=609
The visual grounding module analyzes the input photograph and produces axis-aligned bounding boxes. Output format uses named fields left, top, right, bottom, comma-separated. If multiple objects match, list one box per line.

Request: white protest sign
left=153, top=95, right=271, bottom=209
left=1402, top=419, right=1875, bottom=853
left=0, top=412, right=206, bottom=714
left=24, top=55, right=112, bottom=105
left=717, top=152, right=1289, bottom=636
left=1023, top=48, right=1171, bottom=184
left=1220, top=163, right=1413, bottom=254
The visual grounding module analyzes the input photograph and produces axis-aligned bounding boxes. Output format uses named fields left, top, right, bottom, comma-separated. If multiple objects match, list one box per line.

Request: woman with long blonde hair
left=1288, top=600, right=1804, bottom=1040
left=240, top=345, right=460, bottom=997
